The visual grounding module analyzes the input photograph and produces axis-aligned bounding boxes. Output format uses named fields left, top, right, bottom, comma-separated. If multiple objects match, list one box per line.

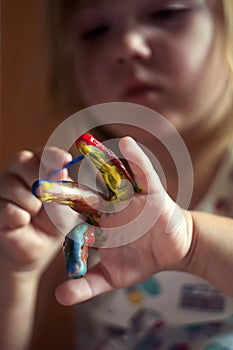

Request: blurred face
left=70, top=0, right=228, bottom=134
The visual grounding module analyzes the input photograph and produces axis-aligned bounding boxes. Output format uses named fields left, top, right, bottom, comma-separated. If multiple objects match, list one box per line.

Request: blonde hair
left=218, top=0, right=233, bottom=141
left=47, top=0, right=233, bottom=133
left=222, top=0, right=233, bottom=78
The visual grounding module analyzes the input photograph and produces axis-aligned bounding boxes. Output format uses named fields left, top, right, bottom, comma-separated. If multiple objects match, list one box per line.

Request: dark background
left=1, top=2, right=74, bottom=349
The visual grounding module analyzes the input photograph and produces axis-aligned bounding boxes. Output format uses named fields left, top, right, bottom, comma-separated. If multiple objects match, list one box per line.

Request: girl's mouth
left=121, top=81, right=162, bottom=100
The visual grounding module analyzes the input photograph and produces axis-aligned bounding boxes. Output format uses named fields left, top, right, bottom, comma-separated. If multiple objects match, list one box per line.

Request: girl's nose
left=116, top=31, right=152, bottom=64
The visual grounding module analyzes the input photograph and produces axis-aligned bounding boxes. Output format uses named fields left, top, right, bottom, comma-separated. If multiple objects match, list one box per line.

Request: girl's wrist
left=173, top=210, right=197, bottom=275
left=0, top=269, right=40, bottom=302
left=0, top=268, right=40, bottom=350
left=0, top=255, right=41, bottom=292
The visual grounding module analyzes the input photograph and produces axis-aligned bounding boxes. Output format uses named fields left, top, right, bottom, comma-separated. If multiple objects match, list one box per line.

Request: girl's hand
left=0, top=147, right=73, bottom=280
left=55, top=137, right=194, bottom=305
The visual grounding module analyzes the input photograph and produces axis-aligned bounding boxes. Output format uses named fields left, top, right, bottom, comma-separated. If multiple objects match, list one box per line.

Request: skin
left=0, top=148, right=72, bottom=350
left=70, top=0, right=230, bottom=208
left=55, top=0, right=233, bottom=304
left=71, top=0, right=228, bottom=134
left=56, top=137, right=233, bottom=305
left=0, top=0, right=233, bottom=349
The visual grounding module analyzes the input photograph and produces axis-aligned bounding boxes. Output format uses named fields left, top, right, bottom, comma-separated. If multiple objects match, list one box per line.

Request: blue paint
left=63, top=224, right=89, bottom=278
left=48, top=154, right=84, bottom=177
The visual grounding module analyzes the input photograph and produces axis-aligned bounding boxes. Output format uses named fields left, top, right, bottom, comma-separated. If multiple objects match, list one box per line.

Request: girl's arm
left=0, top=270, right=39, bottom=350
left=0, top=148, right=72, bottom=350
left=186, top=211, right=233, bottom=296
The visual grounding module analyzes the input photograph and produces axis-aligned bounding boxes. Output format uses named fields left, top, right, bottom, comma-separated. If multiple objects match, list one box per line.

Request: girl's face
left=70, top=0, right=228, bottom=133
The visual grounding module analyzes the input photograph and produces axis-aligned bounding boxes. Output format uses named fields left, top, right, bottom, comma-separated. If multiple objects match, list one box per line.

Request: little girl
left=1, top=0, right=233, bottom=349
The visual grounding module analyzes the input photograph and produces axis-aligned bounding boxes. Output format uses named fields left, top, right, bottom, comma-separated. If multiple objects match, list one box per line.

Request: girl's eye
left=150, top=8, right=190, bottom=21
left=82, top=25, right=109, bottom=40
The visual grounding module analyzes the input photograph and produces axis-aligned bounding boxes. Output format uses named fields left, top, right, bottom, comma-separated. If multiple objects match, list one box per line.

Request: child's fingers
left=0, top=171, right=41, bottom=230
left=6, top=148, right=72, bottom=188
left=35, top=147, right=73, bottom=180
left=36, top=146, right=72, bottom=168
left=34, top=203, right=82, bottom=237
left=0, top=174, right=42, bottom=216
left=55, top=263, right=113, bottom=306
left=6, top=150, right=41, bottom=188
left=119, top=137, right=164, bottom=194
left=0, top=147, right=73, bottom=233
left=0, top=199, right=31, bottom=230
